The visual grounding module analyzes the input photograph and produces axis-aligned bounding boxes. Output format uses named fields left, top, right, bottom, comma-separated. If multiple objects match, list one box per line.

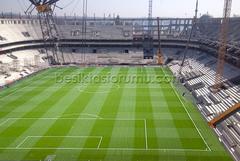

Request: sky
left=0, top=0, right=240, bottom=18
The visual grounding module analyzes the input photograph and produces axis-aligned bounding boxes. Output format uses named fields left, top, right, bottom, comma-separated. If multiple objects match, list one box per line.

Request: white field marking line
left=161, top=68, right=211, bottom=151
left=60, top=113, right=103, bottom=119
left=2, top=147, right=210, bottom=152
left=16, top=136, right=30, bottom=149
left=77, top=84, right=120, bottom=87
left=171, top=84, right=211, bottom=152
left=0, top=118, right=11, bottom=126
left=27, top=136, right=102, bottom=138
left=6, top=117, right=146, bottom=121
left=7, top=118, right=146, bottom=149
left=16, top=136, right=102, bottom=149
left=162, top=72, right=212, bottom=151
left=97, top=137, right=103, bottom=149
left=2, top=117, right=210, bottom=152
left=144, top=119, right=148, bottom=150
left=77, top=91, right=115, bottom=94
left=77, top=89, right=119, bottom=94
left=16, top=87, right=171, bottom=89
left=76, top=87, right=171, bottom=94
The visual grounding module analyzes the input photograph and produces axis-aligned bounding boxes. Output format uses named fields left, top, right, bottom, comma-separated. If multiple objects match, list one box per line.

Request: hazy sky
left=1, top=0, right=240, bottom=18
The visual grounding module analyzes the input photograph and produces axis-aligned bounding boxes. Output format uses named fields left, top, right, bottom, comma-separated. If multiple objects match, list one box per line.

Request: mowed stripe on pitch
left=0, top=68, right=73, bottom=118
left=131, top=67, right=159, bottom=161
left=0, top=68, right=58, bottom=99
left=0, top=67, right=233, bottom=161
left=51, top=68, right=117, bottom=161
left=19, top=67, right=102, bottom=160
left=0, top=68, right=74, bottom=135
left=53, top=68, right=119, bottom=161
left=160, top=67, right=207, bottom=150
left=103, top=68, right=135, bottom=161
left=0, top=68, right=90, bottom=160
left=75, top=67, right=126, bottom=161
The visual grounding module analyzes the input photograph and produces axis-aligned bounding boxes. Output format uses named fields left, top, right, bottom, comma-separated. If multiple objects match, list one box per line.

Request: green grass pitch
left=0, top=67, right=233, bottom=161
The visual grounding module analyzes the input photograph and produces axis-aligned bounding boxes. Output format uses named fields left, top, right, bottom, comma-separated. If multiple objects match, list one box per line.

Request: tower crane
left=26, top=0, right=65, bottom=65
left=178, top=0, right=198, bottom=75
left=143, top=0, right=154, bottom=59
left=213, top=0, right=232, bottom=92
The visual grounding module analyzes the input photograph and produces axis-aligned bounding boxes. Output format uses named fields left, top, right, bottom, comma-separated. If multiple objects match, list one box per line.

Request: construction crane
left=157, top=17, right=164, bottom=65
left=208, top=103, right=240, bottom=128
left=81, top=0, right=88, bottom=65
left=143, top=0, right=154, bottom=59
left=178, top=0, right=198, bottom=75
left=213, top=0, right=232, bottom=92
left=26, top=0, right=65, bottom=65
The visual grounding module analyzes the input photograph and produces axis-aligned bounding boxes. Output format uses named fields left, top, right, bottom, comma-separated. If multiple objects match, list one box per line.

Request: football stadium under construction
left=0, top=0, right=240, bottom=161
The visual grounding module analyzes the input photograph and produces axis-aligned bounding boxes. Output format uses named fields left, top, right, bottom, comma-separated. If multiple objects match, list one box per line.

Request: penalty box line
left=16, top=136, right=103, bottom=149
left=0, top=117, right=210, bottom=152
left=1, top=118, right=148, bottom=150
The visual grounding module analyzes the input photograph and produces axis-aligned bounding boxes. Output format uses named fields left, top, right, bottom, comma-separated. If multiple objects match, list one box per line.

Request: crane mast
left=27, top=0, right=64, bottom=65
left=213, top=0, right=232, bottom=92
left=143, top=0, right=154, bottom=59
left=179, top=0, right=198, bottom=75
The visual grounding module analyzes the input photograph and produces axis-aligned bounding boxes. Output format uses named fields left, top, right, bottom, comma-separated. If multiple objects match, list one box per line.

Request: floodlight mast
left=26, top=0, right=65, bottom=65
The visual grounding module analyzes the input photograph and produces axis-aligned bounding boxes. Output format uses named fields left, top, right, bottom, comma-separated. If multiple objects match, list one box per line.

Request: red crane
left=213, top=0, right=232, bottom=92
